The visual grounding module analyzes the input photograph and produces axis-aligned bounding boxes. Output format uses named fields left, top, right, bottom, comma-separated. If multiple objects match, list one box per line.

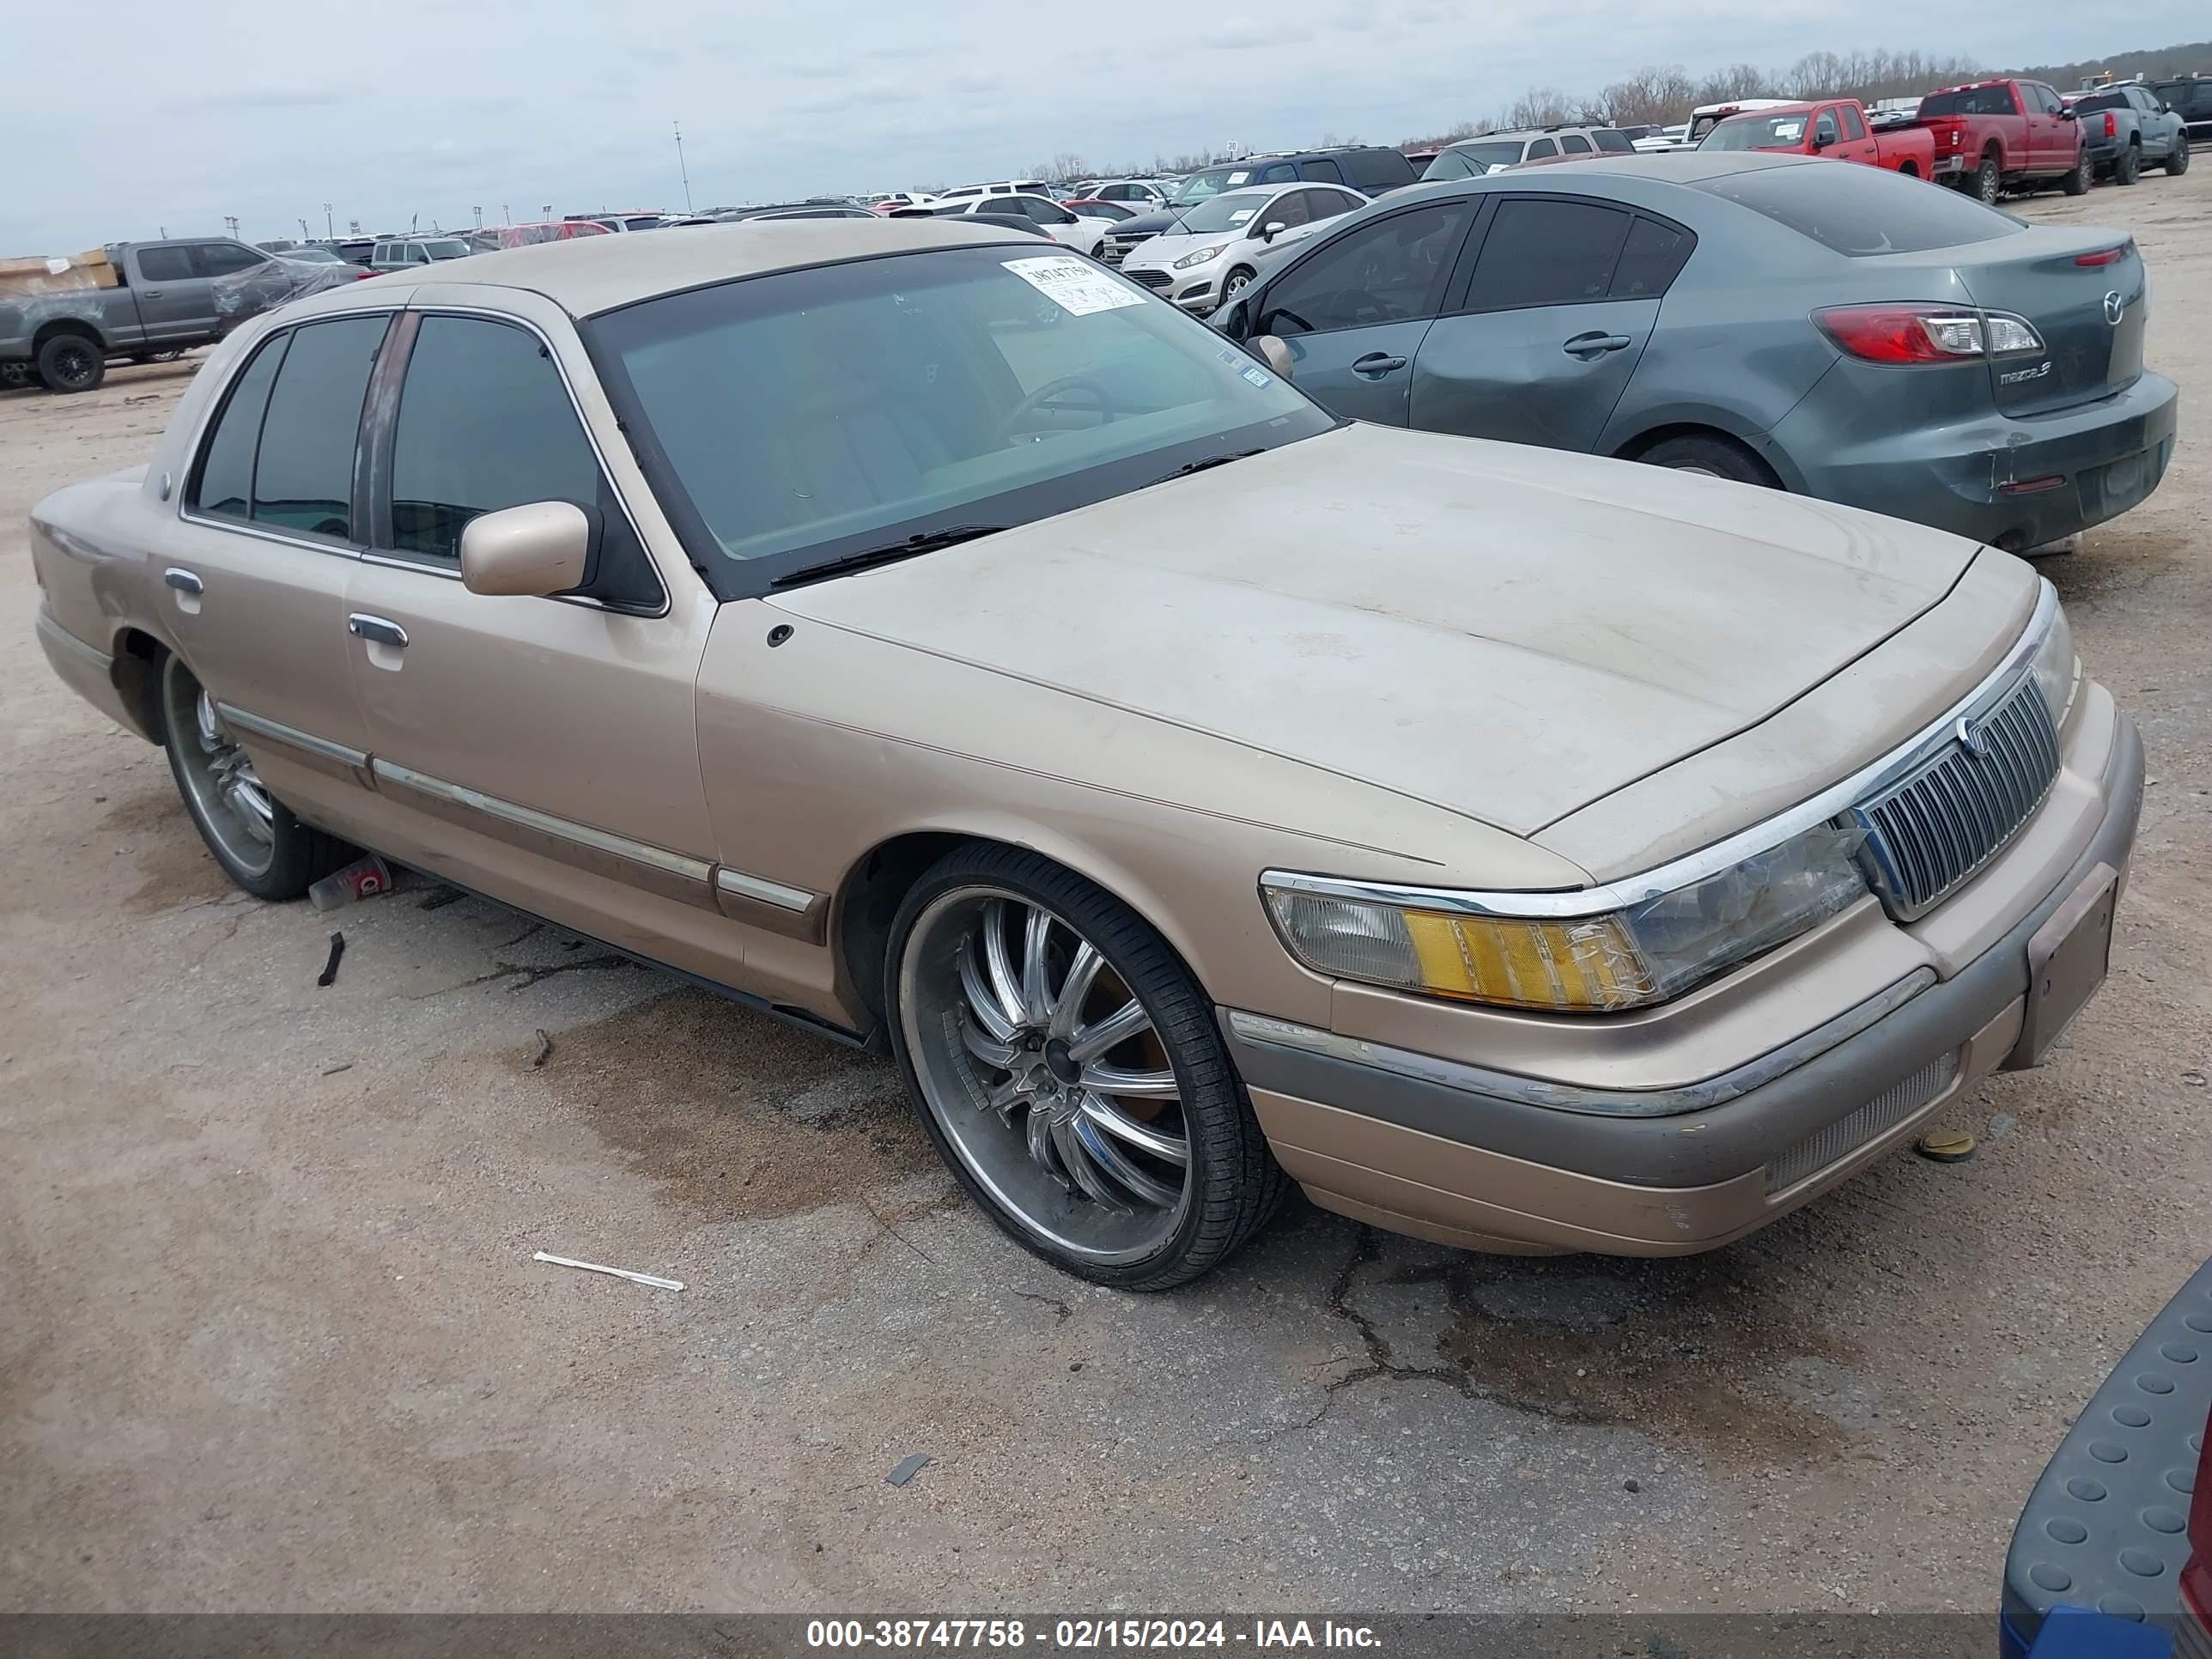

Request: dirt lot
left=3, top=169, right=2209, bottom=1617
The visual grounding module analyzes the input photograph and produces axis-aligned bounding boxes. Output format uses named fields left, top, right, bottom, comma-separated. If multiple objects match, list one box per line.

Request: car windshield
left=422, top=239, right=471, bottom=259
left=1703, top=113, right=1810, bottom=149
left=1169, top=166, right=1255, bottom=204
left=1427, top=142, right=1522, bottom=174
left=588, top=244, right=1331, bottom=592
left=1176, top=190, right=1270, bottom=233
left=1698, top=161, right=2026, bottom=255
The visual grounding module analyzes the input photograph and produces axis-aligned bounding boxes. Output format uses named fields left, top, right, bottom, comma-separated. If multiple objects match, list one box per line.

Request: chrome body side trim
left=215, top=702, right=370, bottom=773
left=369, top=757, right=715, bottom=908
left=1225, top=968, right=1937, bottom=1118
left=1263, top=581, right=2060, bottom=921
left=712, top=866, right=829, bottom=944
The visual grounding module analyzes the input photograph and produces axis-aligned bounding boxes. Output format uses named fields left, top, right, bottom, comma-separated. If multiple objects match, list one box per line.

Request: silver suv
left=368, top=236, right=473, bottom=273
left=1420, top=125, right=1634, bottom=178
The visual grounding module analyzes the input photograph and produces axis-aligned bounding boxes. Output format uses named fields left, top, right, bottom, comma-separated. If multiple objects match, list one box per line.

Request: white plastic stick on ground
left=532, top=1251, right=684, bottom=1291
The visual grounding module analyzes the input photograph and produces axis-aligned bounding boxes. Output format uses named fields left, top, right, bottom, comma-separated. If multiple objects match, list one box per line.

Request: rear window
left=1919, top=85, right=2015, bottom=118
left=1698, top=162, right=2025, bottom=256
left=2070, top=92, right=2124, bottom=113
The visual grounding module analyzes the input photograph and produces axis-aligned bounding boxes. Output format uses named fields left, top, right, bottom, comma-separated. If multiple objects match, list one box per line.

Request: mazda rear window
left=1698, top=162, right=2024, bottom=255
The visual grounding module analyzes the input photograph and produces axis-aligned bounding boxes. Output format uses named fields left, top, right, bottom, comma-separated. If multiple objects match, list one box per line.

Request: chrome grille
left=1847, top=674, right=2060, bottom=920
left=1765, top=1053, right=1957, bottom=1194
left=1100, top=236, right=1142, bottom=265
left=1127, top=269, right=1171, bottom=290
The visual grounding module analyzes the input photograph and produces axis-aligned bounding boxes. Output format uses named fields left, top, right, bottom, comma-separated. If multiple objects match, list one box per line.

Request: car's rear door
left=1407, top=195, right=1667, bottom=453
left=130, top=245, right=214, bottom=343
left=157, top=313, right=389, bottom=823
left=1244, top=197, right=1480, bottom=425
left=339, top=295, right=730, bottom=975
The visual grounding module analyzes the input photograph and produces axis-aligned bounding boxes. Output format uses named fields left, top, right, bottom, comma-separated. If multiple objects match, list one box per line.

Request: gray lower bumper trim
left=1224, top=713, right=2142, bottom=1190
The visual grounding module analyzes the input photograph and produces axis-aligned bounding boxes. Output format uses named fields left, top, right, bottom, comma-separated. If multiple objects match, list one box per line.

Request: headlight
left=1173, top=245, right=1228, bottom=269
left=1262, top=824, right=1869, bottom=1013
left=2026, top=586, right=2078, bottom=726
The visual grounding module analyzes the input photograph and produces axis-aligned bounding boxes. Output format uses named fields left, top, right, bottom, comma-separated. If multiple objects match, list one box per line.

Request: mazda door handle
left=1351, top=352, right=1407, bottom=375
left=1565, top=331, right=1633, bottom=357
left=162, top=567, right=203, bottom=595
left=347, top=614, right=409, bottom=649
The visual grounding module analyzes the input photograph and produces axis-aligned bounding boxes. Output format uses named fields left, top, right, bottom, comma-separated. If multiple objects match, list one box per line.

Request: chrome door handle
left=347, top=614, right=409, bottom=649
left=163, top=567, right=203, bottom=595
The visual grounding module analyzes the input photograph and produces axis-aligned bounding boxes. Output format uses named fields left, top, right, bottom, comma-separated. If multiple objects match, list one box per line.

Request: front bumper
left=1781, top=368, right=2179, bottom=551
left=1224, top=703, right=2143, bottom=1257
left=1120, top=265, right=1217, bottom=312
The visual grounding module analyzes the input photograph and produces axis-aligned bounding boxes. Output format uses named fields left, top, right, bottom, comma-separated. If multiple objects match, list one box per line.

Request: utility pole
left=298, top=217, right=310, bottom=240
left=473, top=206, right=483, bottom=231
left=324, top=202, right=333, bottom=237
left=541, top=204, right=552, bottom=221
left=223, top=215, right=240, bottom=238
left=674, top=119, right=694, bottom=212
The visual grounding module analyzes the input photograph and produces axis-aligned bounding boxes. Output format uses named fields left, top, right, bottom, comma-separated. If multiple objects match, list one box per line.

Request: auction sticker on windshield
left=1002, top=256, right=1146, bottom=316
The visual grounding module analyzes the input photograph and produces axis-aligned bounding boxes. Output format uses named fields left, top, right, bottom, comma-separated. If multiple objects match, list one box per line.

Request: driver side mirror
left=2057, top=106, right=2076, bottom=119
left=1254, top=336, right=1293, bottom=380
left=460, top=501, right=599, bottom=598
left=1258, top=221, right=1287, bottom=243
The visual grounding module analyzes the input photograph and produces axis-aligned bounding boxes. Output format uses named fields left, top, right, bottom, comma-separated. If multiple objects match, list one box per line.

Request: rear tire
left=2060, top=160, right=2089, bottom=196
left=2166, top=139, right=2191, bottom=176
left=1635, top=433, right=1778, bottom=488
left=1974, top=153, right=2002, bottom=204
left=35, top=333, right=104, bottom=394
left=159, top=653, right=355, bottom=901
left=2113, top=143, right=2140, bottom=185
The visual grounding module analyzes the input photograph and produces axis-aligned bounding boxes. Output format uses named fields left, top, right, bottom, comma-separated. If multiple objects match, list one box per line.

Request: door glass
left=1841, top=106, right=1867, bottom=139
left=189, top=333, right=289, bottom=520
left=1814, top=112, right=1840, bottom=147
left=1610, top=217, right=1696, bottom=298
left=388, top=315, right=649, bottom=596
left=136, top=246, right=195, bottom=283
left=1258, top=202, right=1474, bottom=335
left=1267, top=191, right=1311, bottom=229
left=1462, top=198, right=1632, bottom=310
left=1525, top=138, right=1557, bottom=160
left=1298, top=159, right=1343, bottom=182
left=1560, top=133, right=1593, bottom=154
left=198, top=242, right=266, bottom=276
left=1256, top=162, right=1296, bottom=183
left=251, top=316, right=385, bottom=538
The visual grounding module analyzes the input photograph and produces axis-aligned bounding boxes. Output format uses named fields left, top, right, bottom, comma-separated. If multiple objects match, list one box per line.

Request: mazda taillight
left=1814, top=304, right=2044, bottom=363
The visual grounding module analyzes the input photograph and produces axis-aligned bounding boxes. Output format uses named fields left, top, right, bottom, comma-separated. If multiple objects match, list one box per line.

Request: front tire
left=885, top=844, right=1286, bottom=1290
left=36, top=333, right=104, bottom=393
left=160, top=653, right=353, bottom=900
left=1222, top=267, right=1256, bottom=304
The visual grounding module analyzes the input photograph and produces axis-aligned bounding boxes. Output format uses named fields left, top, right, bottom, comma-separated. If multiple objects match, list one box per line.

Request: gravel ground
left=3, top=167, right=2208, bottom=1616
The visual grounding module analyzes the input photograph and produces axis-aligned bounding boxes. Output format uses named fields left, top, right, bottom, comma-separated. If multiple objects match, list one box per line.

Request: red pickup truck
left=1914, top=78, right=2087, bottom=202
left=1699, top=99, right=1936, bottom=176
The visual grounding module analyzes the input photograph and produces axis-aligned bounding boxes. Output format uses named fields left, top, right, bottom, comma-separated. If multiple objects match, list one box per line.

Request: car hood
left=767, top=425, right=1979, bottom=839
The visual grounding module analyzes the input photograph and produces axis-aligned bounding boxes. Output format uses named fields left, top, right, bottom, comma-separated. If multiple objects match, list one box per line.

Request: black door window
left=1298, top=158, right=1345, bottom=183
left=1256, top=161, right=1297, bottom=184
left=135, top=246, right=195, bottom=283
left=1841, top=105, right=1868, bottom=139
left=1257, top=202, right=1474, bottom=336
left=386, top=315, right=657, bottom=603
left=1266, top=191, right=1311, bottom=229
left=249, top=316, right=386, bottom=538
left=1560, top=132, right=1593, bottom=154
left=1524, top=138, right=1558, bottom=160
left=1462, top=198, right=1632, bottom=310
left=1814, top=110, right=1841, bottom=148
left=189, top=333, right=289, bottom=520
left=1609, top=216, right=1697, bottom=298
left=197, top=242, right=266, bottom=277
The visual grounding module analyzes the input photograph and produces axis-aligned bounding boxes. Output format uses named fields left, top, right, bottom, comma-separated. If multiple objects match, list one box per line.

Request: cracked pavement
left=4, top=173, right=2212, bottom=1613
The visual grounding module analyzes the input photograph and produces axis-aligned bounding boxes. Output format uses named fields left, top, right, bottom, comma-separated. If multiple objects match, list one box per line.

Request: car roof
left=298, top=218, right=1036, bottom=318
left=1405, top=149, right=1814, bottom=193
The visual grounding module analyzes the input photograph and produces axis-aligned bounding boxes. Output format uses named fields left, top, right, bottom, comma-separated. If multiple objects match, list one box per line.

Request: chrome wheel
left=161, top=666, right=276, bottom=876
left=899, top=884, right=1194, bottom=1264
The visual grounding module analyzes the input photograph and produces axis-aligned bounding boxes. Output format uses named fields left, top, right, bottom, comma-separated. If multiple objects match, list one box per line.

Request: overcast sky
left=3, top=2, right=2202, bottom=249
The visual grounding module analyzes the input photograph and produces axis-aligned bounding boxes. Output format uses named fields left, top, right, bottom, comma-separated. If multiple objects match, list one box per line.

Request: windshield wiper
left=1149, top=449, right=1264, bottom=489
left=769, top=525, right=1006, bottom=589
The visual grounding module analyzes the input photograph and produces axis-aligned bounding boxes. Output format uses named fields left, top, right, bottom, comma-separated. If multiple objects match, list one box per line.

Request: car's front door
left=1407, top=195, right=1665, bottom=454
left=158, top=313, right=390, bottom=822
left=340, top=301, right=729, bottom=974
left=129, top=244, right=213, bottom=343
left=1244, top=198, right=1478, bottom=425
